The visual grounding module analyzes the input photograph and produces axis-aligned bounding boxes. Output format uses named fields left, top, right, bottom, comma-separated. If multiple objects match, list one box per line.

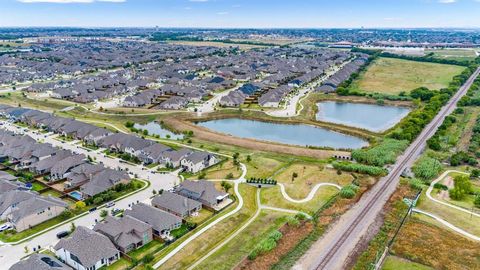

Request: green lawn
left=31, top=182, right=47, bottom=191
left=185, top=208, right=214, bottom=225
left=0, top=215, right=73, bottom=242
left=170, top=224, right=191, bottom=239
left=129, top=240, right=164, bottom=261
left=426, top=48, right=478, bottom=61
left=106, top=258, right=131, bottom=270
left=350, top=57, right=465, bottom=94
left=382, top=256, right=433, bottom=270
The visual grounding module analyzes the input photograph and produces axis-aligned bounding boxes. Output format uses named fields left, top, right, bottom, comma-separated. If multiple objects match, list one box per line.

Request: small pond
left=196, top=118, right=368, bottom=149
left=134, top=122, right=183, bottom=140
left=316, top=101, right=410, bottom=132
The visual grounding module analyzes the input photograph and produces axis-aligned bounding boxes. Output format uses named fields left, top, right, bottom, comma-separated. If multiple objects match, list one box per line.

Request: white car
left=105, top=201, right=115, bottom=208
left=0, top=223, right=12, bottom=232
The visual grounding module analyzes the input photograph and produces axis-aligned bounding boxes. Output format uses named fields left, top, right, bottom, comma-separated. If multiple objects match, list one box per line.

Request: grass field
left=260, top=185, right=338, bottom=214
left=382, top=256, right=433, bottom=270
left=190, top=159, right=242, bottom=180
left=194, top=210, right=290, bottom=270
left=426, top=48, right=479, bottom=61
left=391, top=217, right=480, bottom=270
left=416, top=193, right=480, bottom=237
left=275, top=163, right=352, bottom=199
left=351, top=57, right=465, bottom=94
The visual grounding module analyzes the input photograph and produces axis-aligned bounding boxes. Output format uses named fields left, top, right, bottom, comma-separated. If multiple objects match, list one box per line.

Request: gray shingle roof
left=54, top=226, right=119, bottom=268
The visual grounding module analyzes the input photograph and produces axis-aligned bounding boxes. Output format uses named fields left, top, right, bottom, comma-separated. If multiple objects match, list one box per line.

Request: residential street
left=0, top=120, right=180, bottom=269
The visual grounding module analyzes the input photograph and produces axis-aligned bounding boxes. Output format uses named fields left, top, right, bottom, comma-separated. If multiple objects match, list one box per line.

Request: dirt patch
left=235, top=221, right=315, bottom=270
left=442, top=176, right=454, bottom=189
left=164, top=117, right=351, bottom=159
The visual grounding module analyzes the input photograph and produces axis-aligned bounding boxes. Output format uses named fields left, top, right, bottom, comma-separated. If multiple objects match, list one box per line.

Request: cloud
left=438, top=0, right=457, bottom=3
left=189, top=0, right=208, bottom=2
left=18, top=0, right=125, bottom=3
left=217, top=11, right=229, bottom=15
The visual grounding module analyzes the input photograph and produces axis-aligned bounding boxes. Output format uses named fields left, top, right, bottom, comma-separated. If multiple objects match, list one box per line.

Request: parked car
left=89, top=207, right=97, bottom=212
left=0, top=223, right=12, bottom=232
left=111, top=208, right=122, bottom=216
left=105, top=201, right=115, bottom=208
left=56, top=230, right=69, bottom=239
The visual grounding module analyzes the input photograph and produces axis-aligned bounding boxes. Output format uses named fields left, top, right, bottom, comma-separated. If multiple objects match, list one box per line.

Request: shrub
left=249, top=230, right=283, bottom=260
left=409, top=178, right=424, bottom=190
left=286, top=216, right=300, bottom=227
left=412, top=156, right=443, bottom=181
left=352, top=139, right=408, bottom=166
left=332, top=162, right=387, bottom=176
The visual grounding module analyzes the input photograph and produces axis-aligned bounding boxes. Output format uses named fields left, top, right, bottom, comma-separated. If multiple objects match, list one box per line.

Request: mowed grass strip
left=352, top=57, right=465, bottom=94
left=194, top=210, right=290, bottom=270
left=382, top=256, right=433, bottom=270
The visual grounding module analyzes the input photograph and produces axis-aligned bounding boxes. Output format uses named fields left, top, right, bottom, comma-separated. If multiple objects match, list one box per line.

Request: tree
left=70, top=222, right=76, bottom=233
left=75, top=201, right=86, bottom=210
left=246, top=155, right=251, bottom=163
left=449, top=175, right=473, bottom=200
left=471, top=169, right=480, bottom=179
left=152, top=190, right=157, bottom=195
left=221, top=181, right=232, bottom=193
left=226, top=172, right=234, bottom=179
left=100, top=209, right=108, bottom=218
left=291, top=172, right=298, bottom=182
left=474, top=195, right=480, bottom=208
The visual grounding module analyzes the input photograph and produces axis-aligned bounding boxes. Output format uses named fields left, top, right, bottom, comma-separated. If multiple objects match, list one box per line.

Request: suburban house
left=124, top=203, right=182, bottom=238
left=50, top=154, right=86, bottom=180
left=8, top=195, right=68, bottom=232
left=10, top=254, right=70, bottom=270
left=152, top=191, right=202, bottom=218
left=180, top=151, right=217, bottom=173
left=55, top=226, right=120, bottom=270
left=176, top=180, right=229, bottom=209
left=0, top=190, right=37, bottom=220
left=80, top=169, right=131, bottom=198
left=93, top=215, right=153, bottom=253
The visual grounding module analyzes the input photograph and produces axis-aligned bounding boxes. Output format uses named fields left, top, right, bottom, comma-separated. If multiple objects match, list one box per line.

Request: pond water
left=134, top=122, right=183, bottom=140
left=196, top=118, right=368, bottom=149
left=316, top=101, right=410, bottom=132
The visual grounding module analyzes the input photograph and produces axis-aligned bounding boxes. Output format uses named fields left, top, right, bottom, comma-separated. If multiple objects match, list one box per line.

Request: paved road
left=294, top=67, right=480, bottom=270
left=267, top=60, right=350, bottom=118
left=0, top=121, right=180, bottom=268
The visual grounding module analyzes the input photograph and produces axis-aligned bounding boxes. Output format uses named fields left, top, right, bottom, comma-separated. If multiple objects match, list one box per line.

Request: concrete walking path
left=412, top=208, right=480, bottom=241
left=278, top=182, right=341, bottom=203
left=426, top=170, right=480, bottom=219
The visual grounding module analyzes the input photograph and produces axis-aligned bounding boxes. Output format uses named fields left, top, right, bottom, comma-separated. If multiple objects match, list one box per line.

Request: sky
left=0, top=0, right=480, bottom=28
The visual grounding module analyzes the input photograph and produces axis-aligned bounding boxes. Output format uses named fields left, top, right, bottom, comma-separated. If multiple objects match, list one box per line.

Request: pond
left=134, top=122, right=183, bottom=140
left=196, top=118, right=368, bottom=149
left=316, top=101, right=410, bottom=132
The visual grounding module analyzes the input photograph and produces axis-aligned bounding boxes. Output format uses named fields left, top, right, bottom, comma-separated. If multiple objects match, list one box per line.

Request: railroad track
left=315, top=67, right=480, bottom=270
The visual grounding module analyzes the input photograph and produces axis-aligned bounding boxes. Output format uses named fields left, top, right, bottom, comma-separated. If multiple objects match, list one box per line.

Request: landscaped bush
left=412, top=156, right=443, bottom=181
left=408, top=178, right=424, bottom=190
left=246, top=178, right=277, bottom=185
left=248, top=230, right=283, bottom=260
left=340, top=184, right=360, bottom=199
left=332, top=162, right=387, bottom=176
left=433, top=183, right=448, bottom=190
left=351, top=139, right=409, bottom=166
